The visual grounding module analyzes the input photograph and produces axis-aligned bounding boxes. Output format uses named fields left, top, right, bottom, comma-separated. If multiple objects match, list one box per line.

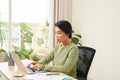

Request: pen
left=46, top=73, right=60, bottom=75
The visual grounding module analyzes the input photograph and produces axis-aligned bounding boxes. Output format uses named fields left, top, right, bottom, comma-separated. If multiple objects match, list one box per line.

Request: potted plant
left=30, top=54, right=40, bottom=61
left=71, top=31, right=82, bottom=45
left=12, top=23, right=33, bottom=59
left=0, top=20, right=7, bottom=62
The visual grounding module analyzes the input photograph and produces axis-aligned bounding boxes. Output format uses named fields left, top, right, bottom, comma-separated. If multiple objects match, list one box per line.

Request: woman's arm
left=41, top=47, right=79, bottom=74
left=38, top=49, right=54, bottom=70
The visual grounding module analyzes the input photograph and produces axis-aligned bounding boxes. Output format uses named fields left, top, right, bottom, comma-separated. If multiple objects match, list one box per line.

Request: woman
left=27, top=20, right=79, bottom=78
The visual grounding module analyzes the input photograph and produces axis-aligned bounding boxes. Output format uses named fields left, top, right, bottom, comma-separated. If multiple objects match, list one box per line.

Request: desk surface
left=0, top=60, right=77, bottom=80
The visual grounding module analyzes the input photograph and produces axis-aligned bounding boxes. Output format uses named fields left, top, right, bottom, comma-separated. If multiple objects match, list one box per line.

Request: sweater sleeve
left=38, top=50, right=54, bottom=70
left=41, top=47, right=79, bottom=74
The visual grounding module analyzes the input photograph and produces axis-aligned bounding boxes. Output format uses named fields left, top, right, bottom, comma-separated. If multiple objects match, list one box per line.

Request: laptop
left=10, top=52, right=40, bottom=74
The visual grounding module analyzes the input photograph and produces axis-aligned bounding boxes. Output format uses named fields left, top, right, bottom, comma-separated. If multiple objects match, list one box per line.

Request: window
left=0, top=0, right=52, bottom=59
left=0, top=0, right=8, bottom=52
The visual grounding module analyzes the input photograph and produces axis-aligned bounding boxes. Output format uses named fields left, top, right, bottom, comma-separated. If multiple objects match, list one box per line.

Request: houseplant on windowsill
left=30, top=54, right=40, bottom=61
left=0, top=20, right=7, bottom=62
left=0, top=48, right=7, bottom=62
left=71, top=31, right=82, bottom=45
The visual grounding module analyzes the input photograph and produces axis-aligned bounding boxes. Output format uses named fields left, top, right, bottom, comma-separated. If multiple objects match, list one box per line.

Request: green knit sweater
left=38, top=43, right=79, bottom=78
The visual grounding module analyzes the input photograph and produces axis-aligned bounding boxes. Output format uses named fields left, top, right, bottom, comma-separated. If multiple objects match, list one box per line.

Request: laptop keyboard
left=25, top=66, right=40, bottom=73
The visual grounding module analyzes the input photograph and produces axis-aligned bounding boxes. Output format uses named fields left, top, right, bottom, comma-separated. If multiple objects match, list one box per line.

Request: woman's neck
left=61, top=39, right=71, bottom=46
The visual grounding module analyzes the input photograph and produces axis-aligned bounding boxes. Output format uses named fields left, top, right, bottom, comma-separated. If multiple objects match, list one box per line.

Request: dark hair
left=55, top=20, right=72, bottom=38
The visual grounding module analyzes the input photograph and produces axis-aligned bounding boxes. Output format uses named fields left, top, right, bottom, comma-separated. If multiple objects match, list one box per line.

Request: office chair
left=76, top=46, right=96, bottom=80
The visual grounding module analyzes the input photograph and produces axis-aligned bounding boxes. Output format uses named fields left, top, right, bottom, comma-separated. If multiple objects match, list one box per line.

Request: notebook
left=10, top=52, right=40, bottom=74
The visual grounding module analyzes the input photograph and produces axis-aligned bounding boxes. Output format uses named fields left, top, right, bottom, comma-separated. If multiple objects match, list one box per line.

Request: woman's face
left=55, top=27, right=69, bottom=43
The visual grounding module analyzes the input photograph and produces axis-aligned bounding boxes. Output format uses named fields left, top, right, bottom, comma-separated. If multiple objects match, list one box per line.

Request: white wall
left=72, top=0, right=120, bottom=80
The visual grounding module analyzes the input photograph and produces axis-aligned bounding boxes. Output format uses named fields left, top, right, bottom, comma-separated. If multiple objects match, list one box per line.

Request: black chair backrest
left=77, top=46, right=96, bottom=78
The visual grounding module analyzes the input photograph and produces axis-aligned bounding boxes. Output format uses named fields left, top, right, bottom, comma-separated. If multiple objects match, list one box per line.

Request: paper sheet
left=22, top=72, right=66, bottom=80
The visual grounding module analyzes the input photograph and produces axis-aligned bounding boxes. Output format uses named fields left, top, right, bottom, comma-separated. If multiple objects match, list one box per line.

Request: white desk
left=0, top=60, right=77, bottom=80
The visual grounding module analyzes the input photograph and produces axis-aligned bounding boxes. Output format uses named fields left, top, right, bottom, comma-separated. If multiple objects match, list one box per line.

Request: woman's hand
left=27, top=61, right=41, bottom=70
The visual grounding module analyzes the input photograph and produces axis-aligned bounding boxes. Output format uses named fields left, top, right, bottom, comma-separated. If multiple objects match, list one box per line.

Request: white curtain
left=54, top=0, right=72, bottom=23
left=48, top=0, right=55, bottom=50
left=48, top=0, right=72, bottom=48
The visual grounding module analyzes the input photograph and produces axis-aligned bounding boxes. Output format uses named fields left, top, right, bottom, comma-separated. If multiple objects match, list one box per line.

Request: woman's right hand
left=27, top=61, right=41, bottom=70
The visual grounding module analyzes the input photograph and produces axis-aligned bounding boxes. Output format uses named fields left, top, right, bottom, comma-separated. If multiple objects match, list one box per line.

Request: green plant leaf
left=0, top=48, right=6, bottom=53
left=31, top=55, right=40, bottom=61
left=74, top=34, right=82, bottom=38
left=71, top=30, right=82, bottom=45
left=71, top=37, right=79, bottom=45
